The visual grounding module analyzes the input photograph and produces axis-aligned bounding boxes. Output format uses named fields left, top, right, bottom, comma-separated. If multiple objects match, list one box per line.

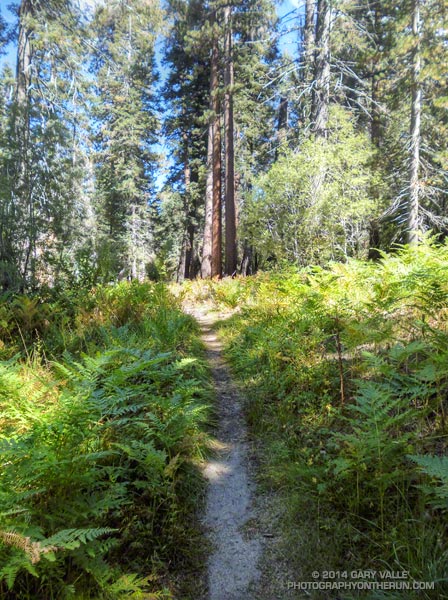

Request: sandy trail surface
left=189, top=306, right=262, bottom=600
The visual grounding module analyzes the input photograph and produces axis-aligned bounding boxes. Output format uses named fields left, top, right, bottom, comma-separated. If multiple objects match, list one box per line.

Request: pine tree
left=0, top=0, right=91, bottom=290
left=92, top=0, right=162, bottom=281
left=162, top=0, right=209, bottom=280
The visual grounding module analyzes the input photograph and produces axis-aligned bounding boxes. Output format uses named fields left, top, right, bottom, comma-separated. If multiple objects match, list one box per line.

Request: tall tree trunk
left=371, top=73, right=381, bottom=146
left=201, top=13, right=222, bottom=279
left=407, top=0, right=421, bottom=246
left=177, top=239, right=187, bottom=283
left=368, top=74, right=381, bottom=257
left=303, top=0, right=315, bottom=84
left=201, top=119, right=214, bottom=277
left=311, top=0, right=331, bottom=137
left=16, top=1, right=32, bottom=138
left=368, top=2, right=382, bottom=260
left=201, top=50, right=215, bottom=278
left=184, top=156, right=197, bottom=280
left=15, top=0, right=34, bottom=289
left=370, top=1, right=382, bottom=147
left=177, top=136, right=191, bottom=282
left=224, top=5, right=236, bottom=276
left=130, top=204, right=138, bottom=280
left=184, top=219, right=195, bottom=279
left=210, top=30, right=222, bottom=278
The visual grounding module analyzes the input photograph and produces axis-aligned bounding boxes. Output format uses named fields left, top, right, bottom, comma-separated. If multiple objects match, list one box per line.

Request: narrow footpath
left=188, top=306, right=262, bottom=600
left=184, top=305, right=293, bottom=600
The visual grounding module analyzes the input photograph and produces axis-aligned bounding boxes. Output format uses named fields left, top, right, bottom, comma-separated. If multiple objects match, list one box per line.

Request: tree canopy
left=0, top=0, right=445, bottom=284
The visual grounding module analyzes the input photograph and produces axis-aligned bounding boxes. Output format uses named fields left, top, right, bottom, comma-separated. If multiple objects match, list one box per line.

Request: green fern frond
left=43, top=527, right=117, bottom=549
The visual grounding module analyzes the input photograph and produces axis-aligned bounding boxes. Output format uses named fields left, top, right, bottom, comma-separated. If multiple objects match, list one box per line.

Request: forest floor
left=185, top=305, right=294, bottom=600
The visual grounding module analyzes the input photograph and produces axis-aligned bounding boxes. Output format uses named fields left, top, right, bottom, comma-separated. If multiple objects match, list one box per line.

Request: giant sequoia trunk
left=184, top=159, right=198, bottom=280
left=177, top=136, right=192, bottom=282
left=210, top=33, right=222, bottom=278
left=224, top=6, right=237, bottom=276
left=201, top=52, right=215, bottom=277
left=211, top=125, right=222, bottom=277
left=407, top=0, right=421, bottom=246
left=311, top=0, right=331, bottom=137
left=201, top=115, right=214, bottom=278
left=201, top=18, right=222, bottom=279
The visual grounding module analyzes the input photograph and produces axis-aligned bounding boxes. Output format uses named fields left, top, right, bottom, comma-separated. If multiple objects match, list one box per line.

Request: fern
left=203, top=242, right=448, bottom=590
left=43, top=527, right=117, bottom=549
left=0, top=530, right=57, bottom=564
left=0, top=281, right=211, bottom=598
left=0, top=552, right=38, bottom=590
left=410, top=455, right=448, bottom=509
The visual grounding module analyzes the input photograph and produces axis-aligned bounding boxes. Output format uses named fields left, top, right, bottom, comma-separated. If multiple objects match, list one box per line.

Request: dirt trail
left=187, top=306, right=262, bottom=600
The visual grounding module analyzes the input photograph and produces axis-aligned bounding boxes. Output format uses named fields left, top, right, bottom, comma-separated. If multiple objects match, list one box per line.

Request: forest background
left=0, top=0, right=446, bottom=289
left=0, top=1, right=447, bottom=599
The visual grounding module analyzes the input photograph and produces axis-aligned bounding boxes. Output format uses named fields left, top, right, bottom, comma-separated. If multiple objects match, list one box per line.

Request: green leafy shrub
left=240, top=107, right=386, bottom=267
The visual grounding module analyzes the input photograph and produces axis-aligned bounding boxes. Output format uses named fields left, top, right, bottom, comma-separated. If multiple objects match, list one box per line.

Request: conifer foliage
left=0, top=0, right=445, bottom=283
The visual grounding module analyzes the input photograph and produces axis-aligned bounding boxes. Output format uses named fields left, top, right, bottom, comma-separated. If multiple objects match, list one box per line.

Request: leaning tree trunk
left=311, top=0, right=331, bottom=137
left=407, top=0, right=421, bottom=246
left=224, top=5, right=237, bottom=276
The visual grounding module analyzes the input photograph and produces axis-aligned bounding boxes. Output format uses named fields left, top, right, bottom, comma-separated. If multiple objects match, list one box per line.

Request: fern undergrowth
left=183, top=238, right=448, bottom=599
left=0, top=282, right=211, bottom=599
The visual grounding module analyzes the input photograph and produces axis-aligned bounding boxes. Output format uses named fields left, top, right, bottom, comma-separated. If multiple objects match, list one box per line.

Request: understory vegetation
left=183, top=238, right=448, bottom=598
left=0, top=282, right=211, bottom=599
